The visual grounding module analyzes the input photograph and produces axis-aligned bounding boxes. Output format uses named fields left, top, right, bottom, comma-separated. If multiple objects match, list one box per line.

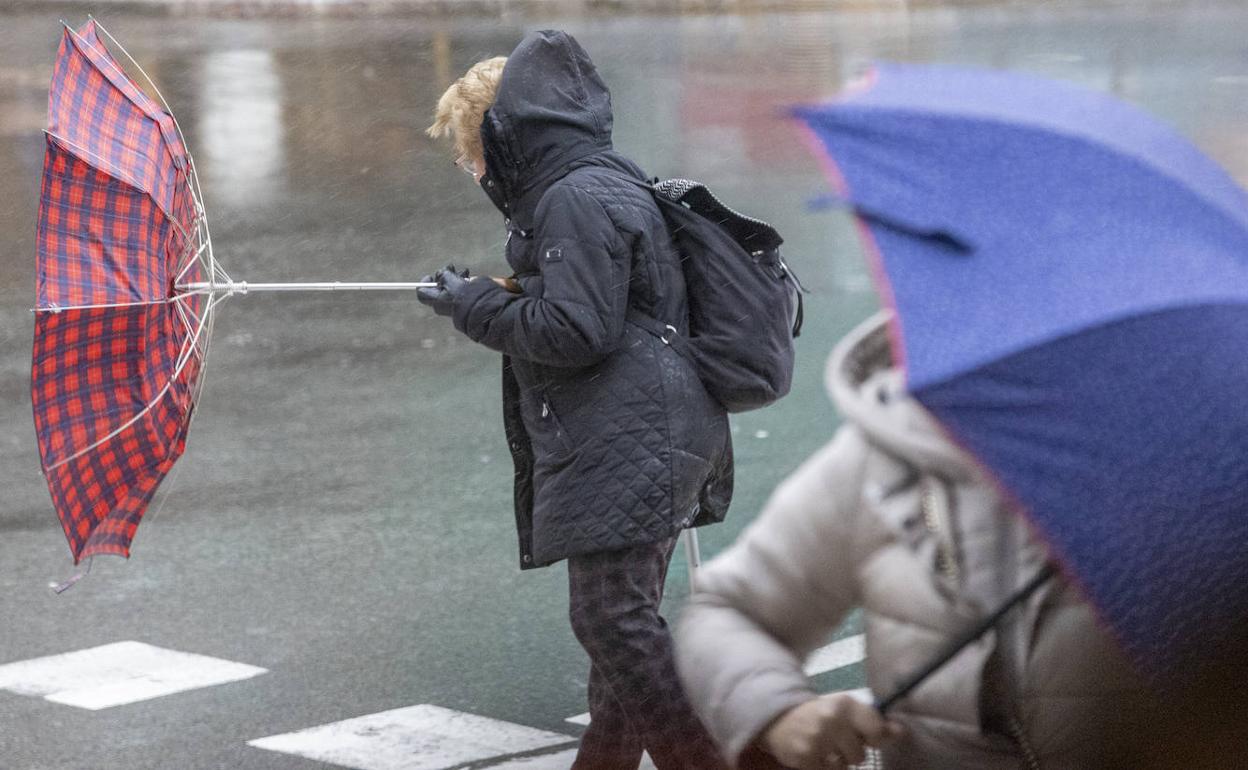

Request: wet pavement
left=2, top=2, right=1248, bottom=768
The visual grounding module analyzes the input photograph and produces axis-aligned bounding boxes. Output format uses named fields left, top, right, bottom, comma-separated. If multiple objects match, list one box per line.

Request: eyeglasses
left=454, top=155, right=478, bottom=177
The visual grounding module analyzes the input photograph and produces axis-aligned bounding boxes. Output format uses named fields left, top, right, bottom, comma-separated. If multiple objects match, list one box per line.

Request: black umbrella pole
left=874, top=562, right=1058, bottom=715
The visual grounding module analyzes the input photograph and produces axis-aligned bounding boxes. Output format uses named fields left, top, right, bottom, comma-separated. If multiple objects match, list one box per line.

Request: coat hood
left=481, top=30, right=614, bottom=215
left=827, top=312, right=980, bottom=482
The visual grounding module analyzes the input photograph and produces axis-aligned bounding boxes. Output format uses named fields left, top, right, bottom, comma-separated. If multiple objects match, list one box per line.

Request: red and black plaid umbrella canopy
left=32, top=21, right=437, bottom=577
left=33, top=20, right=214, bottom=565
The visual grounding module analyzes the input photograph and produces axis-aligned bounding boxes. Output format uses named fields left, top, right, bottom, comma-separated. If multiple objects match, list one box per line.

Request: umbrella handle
left=874, top=562, right=1058, bottom=714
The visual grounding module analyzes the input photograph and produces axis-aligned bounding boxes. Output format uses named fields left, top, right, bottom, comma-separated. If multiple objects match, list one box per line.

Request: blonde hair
left=427, top=56, right=507, bottom=162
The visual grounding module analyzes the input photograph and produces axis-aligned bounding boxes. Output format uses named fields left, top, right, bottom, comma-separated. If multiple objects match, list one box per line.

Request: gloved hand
left=417, top=264, right=472, bottom=317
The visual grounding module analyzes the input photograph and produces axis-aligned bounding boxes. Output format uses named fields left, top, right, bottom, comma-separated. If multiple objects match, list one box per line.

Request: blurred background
left=2, top=1, right=1247, bottom=767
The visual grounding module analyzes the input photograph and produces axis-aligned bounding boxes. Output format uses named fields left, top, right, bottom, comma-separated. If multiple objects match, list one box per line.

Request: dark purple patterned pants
left=567, top=536, right=729, bottom=770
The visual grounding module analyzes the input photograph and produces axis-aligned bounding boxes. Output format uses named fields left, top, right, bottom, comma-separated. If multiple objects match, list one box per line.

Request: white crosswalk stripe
left=841, top=687, right=874, bottom=703
left=0, top=641, right=267, bottom=710
left=478, top=749, right=584, bottom=769
left=804, top=634, right=866, bottom=676
left=0, top=636, right=866, bottom=767
left=485, top=749, right=658, bottom=769
left=564, top=634, right=866, bottom=730
left=247, top=704, right=574, bottom=770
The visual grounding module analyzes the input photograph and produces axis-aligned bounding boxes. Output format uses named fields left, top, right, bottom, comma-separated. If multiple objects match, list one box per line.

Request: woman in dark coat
left=421, top=30, right=732, bottom=769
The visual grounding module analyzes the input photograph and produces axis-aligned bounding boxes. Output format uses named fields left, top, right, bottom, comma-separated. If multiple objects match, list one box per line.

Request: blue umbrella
left=795, top=63, right=1248, bottom=689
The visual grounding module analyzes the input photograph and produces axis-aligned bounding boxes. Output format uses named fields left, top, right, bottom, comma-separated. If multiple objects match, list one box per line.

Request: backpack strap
left=625, top=307, right=698, bottom=362
left=616, top=177, right=691, bottom=355
left=625, top=175, right=806, bottom=344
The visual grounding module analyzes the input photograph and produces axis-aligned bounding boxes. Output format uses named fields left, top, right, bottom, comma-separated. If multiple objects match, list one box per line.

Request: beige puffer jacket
left=676, top=313, right=1156, bottom=769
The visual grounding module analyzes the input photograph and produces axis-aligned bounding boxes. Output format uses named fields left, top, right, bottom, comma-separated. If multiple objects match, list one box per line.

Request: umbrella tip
left=52, top=557, right=93, bottom=594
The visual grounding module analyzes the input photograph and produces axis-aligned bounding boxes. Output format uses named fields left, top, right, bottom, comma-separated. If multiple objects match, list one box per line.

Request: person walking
left=420, top=30, right=733, bottom=770
left=674, top=312, right=1160, bottom=769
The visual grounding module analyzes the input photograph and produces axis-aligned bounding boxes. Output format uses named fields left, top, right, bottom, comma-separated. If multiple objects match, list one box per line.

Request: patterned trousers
left=567, top=536, right=729, bottom=770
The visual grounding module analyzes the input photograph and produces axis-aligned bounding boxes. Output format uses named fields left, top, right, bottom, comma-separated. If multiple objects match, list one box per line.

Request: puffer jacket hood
left=481, top=30, right=614, bottom=213
left=827, top=311, right=978, bottom=483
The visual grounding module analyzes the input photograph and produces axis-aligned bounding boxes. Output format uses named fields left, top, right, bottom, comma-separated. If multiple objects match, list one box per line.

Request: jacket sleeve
left=675, top=426, right=871, bottom=767
left=451, top=184, right=629, bottom=368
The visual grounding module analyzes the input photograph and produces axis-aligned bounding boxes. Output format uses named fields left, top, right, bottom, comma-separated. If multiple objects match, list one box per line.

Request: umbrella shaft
left=874, top=562, right=1058, bottom=714
left=177, top=281, right=435, bottom=295
left=683, top=529, right=702, bottom=592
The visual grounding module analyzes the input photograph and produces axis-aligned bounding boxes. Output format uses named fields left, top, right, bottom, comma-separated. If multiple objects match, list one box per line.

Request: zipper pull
left=541, top=400, right=550, bottom=419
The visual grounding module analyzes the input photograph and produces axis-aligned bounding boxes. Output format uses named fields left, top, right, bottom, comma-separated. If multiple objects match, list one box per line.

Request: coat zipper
left=540, top=396, right=570, bottom=453
left=922, top=480, right=1041, bottom=768
left=920, top=477, right=959, bottom=583
left=1008, top=714, right=1042, bottom=770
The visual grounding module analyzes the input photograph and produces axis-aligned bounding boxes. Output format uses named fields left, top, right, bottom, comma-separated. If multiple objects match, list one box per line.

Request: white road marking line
left=486, top=748, right=663, bottom=763
left=482, top=749, right=582, bottom=769
left=248, top=704, right=572, bottom=770
left=485, top=748, right=657, bottom=769
left=564, top=635, right=865, bottom=727
left=840, top=687, right=874, bottom=704
left=804, top=634, right=866, bottom=676
left=0, top=641, right=267, bottom=710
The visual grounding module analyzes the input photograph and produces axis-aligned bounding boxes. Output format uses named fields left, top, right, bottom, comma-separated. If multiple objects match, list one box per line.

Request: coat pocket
left=533, top=390, right=575, bottom=458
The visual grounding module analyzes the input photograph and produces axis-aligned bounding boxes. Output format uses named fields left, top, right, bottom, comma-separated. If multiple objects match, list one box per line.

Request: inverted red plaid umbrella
left=34, top=20, right=432, bottom=581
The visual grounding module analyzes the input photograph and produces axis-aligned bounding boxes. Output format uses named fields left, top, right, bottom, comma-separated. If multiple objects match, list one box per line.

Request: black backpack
left=626, top=178, right=805, bottom=413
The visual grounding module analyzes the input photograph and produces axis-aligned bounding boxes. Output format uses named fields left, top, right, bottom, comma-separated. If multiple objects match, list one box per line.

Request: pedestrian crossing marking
left=482, top=748, right=658, bottom=768
left=0, top=640, right=267, bottom=710
left=804, top=634, right=866, bottom=676
left=842, top=687, right=874, bottom=703
left=481, top=749, right=583, bottom=768
left=564, top=635, right=865, bottom=728
left=248, top=704, right=573, bottom=770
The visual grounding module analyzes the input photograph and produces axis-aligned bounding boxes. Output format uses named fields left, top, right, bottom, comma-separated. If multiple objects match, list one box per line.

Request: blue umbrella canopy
left=796, top=63, right=1248, bottom=683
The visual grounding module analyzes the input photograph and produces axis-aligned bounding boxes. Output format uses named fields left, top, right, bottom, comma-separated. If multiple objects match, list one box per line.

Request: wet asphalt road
left=2, top=2, right=1248, bottom=768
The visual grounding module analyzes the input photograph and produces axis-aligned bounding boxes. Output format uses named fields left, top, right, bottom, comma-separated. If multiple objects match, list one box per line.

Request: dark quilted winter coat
left=448, top=30, right=733, bottom=569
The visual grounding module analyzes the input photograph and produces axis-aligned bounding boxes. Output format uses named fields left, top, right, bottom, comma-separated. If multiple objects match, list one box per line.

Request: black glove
left=416, top=264, right=473, bottom=317
left=416, top=273, right=449, bottom=316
